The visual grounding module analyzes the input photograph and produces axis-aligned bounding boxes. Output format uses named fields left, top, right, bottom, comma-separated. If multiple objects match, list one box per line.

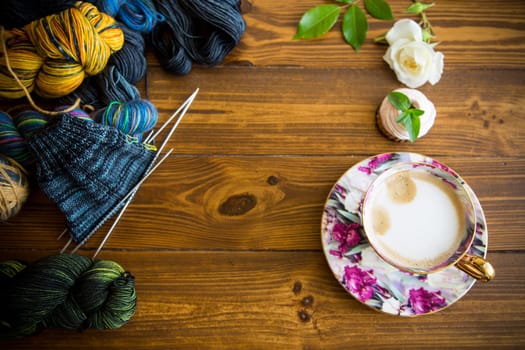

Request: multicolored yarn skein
left=0, top=253, right=136, bottom=339
left=0, top=154, right=29, bottom=221
left=0, top=1, right=124, bottom=99
left=92, top=99, right=159, bottom=141
left=59, top=22, right=147, bottom=110
left=151, top=0, right=246, bottom=75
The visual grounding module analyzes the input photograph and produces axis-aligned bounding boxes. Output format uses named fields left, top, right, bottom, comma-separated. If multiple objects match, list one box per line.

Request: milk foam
left=364, top=169, right=465, bottom=270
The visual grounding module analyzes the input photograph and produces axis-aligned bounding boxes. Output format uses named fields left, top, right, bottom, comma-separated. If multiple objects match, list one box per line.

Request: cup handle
left=455, top=253, right=495, bottom=282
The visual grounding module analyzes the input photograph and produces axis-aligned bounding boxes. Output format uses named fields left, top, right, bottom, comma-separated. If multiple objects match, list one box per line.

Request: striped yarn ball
left=0, top=112, right=33, bottom=169
left=54, top=107, right=93, bottom=123
left=13, top=110, right=47, bottom=139
left=0, top=154, right=29, bottom=221
left=92, top=99, right=158, bottom=140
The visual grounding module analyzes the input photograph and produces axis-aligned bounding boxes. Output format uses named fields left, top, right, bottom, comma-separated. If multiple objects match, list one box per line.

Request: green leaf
left=387, top=91, right=411, bottom=111
left=342, top=5, right=368, bottom=51
left=336, top=0, right=355, bottom=3
left=397, top=110, right=422, bottom=142
left=364, top=0, right=394, bottom=20
left=411, top=109, right=425, bottom=118
left=406, top=2, right=434, bottom=14
left=408, top=112, right=421, bottom=142
left=396, top=111, right=411, bottom=123
left=293, top=5, right=341, bottom=40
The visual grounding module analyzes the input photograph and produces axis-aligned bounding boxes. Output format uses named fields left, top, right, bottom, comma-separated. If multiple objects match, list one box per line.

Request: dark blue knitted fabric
left=27, top=114, right=156, bottom=244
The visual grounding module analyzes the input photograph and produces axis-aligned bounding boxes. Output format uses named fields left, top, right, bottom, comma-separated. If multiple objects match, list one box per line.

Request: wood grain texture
left=144, top=67, right=525, bottom=157
left=2, top=156, right=524, bottom=252
left=0, top=251, right=523, bottom=349
left=0, top=0, right=524, bottom=348
left=213, top=0, right=525, bottom=69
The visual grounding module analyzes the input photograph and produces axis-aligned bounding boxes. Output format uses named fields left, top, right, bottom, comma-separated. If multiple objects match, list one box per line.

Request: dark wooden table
left=1, top=0, right=524, bottom=348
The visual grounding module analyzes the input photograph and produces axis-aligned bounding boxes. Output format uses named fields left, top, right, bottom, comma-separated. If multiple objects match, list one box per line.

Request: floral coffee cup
left=361, top=162, right=495, bottom=281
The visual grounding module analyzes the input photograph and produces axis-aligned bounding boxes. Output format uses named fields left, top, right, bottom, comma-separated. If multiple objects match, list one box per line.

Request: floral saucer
left=321, top=152, right=488, bottom=316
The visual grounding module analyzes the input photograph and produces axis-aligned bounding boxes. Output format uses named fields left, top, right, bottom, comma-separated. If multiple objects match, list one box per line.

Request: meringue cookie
left=376, top=88, right=436, bottom=142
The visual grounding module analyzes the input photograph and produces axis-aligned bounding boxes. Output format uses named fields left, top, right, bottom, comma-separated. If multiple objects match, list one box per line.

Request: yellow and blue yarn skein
left=0, top=1, right=124, bottom=99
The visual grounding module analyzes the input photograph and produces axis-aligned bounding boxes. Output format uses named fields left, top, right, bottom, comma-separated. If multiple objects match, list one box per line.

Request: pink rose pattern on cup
left=322, top=152, right=488, bottom=316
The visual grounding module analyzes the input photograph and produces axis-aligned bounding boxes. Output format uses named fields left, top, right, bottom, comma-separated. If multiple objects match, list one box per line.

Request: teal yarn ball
left=0, top=254, right=137, bottom=339
left=92, top=99, right=158, bottom=140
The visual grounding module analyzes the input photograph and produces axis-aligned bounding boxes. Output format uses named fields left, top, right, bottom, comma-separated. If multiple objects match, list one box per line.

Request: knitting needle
left=56, top=98, right=182, bottom=242
left=59, top=89, right=199, bottom=253
left=86, top=91, right=198, bottom=256
left=90, top=148, right=175, bottom=258
left=57, top=228, right=68, bottom=240
left=60, top=237, right=72, bottom=253
left=144, top=88, right=199, bottom=145
left=105, top=89, right=198, bottom=215
left=68, top=148, right=174, bottom=255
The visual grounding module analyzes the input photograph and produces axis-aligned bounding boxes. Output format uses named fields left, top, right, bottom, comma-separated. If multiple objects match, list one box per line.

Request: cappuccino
left=363, top=168, right=467, bottom=270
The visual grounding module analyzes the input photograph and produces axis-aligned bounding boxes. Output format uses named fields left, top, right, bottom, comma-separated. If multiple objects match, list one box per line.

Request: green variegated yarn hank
left=0, top=254, right=136, bottom=339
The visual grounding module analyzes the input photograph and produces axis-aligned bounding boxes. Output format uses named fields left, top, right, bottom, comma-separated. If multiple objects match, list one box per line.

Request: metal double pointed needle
left=58, top=88, right=199, bottom=257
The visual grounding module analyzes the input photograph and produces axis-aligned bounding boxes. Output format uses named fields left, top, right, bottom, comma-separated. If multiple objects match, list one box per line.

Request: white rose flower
left=383, top=19, right=444, bottom=88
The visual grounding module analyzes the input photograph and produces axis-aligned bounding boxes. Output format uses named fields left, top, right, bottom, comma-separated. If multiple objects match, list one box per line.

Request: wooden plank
left=146, top=66, right=525, bottom=157
left=2, top=156, right=524, bottom=252
left=142, top=0, right=525, bottom=70
left=0, top=251, right=523, bottom=349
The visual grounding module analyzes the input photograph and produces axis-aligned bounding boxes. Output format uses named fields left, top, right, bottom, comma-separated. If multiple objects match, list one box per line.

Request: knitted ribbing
left=27, top=114, right=155, bottom=244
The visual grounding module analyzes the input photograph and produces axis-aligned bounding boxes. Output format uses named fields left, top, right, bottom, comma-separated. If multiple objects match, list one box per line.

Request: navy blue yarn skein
left=108, top=24, right=149, bottom=85
left=151, top=0, right=246, bottom=75
left=96, top=66, right=141, bottom=105
left=0, top=0, right=76, bottom=29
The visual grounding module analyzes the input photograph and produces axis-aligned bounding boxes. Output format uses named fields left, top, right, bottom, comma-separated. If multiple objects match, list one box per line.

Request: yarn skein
left=0, top=2, right=124, bottom=99
left=59, top=24, right=146, bottom=110
left=0, top=254, right=136, bottom=339
left=0, top=155, right=29, bottom=221
left=151, top=0, right=245, bottom=75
